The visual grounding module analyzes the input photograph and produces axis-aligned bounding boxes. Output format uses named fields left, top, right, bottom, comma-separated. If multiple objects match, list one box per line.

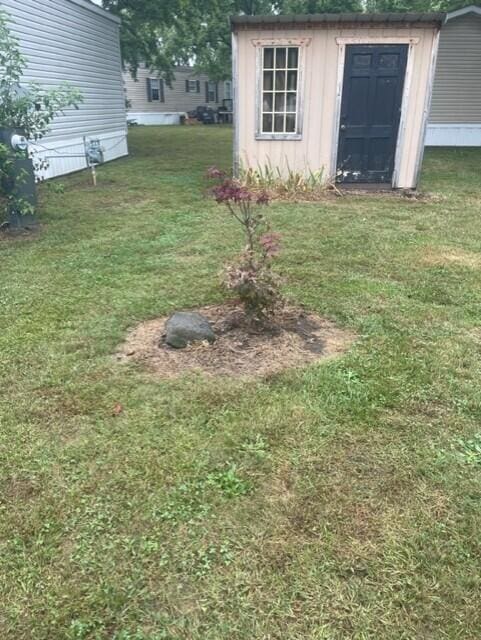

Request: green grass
left=1, top=126, right=481, bottom=639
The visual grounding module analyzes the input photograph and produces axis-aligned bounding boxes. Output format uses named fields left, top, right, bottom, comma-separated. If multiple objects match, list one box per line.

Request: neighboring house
left=231, top=13, right=444, bottom=189
left=0, top=0, right=128, bottom=179
left=427, top=5, right=481, bottom=146
left=124, top=65, right=233, bottom=125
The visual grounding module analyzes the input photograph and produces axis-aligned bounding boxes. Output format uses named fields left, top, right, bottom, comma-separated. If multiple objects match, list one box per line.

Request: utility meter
left=11, top=134, right=28, bottom=152
left=86, top=139, right=104, bottom=165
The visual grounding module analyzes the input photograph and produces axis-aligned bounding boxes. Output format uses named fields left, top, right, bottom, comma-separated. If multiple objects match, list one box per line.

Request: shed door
left=336, top=44, right=408, bottom=184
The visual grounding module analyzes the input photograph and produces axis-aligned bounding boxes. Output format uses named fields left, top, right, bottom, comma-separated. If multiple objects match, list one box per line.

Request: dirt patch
left=116, top=304, right=356, bottom=379
left=421, top=246, right=481, bottom=269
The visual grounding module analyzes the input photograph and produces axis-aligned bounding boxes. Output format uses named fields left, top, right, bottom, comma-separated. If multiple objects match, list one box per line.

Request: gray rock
left=165, top=312, right=216, bottom=349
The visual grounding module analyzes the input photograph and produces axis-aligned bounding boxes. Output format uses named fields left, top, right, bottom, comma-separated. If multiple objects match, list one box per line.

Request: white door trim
left=331, top=36, right=418, bottom=187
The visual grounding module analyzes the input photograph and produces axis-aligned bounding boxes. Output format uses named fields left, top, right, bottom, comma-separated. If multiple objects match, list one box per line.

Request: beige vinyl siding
left=430, top=14, right=481, bottom=124
left=235, top=24, right=438, bottom=189
left=124, top=66, right=226, bottom=113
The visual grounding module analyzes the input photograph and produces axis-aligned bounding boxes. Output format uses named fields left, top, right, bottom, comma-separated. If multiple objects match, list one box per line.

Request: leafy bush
left=207, top=167, right=283, bottom=324
left=0, top=10, right=82, bottom=218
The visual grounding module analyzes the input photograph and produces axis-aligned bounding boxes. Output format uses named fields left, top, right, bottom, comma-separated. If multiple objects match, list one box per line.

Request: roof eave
left=446, top=5, right=481, bottom=21
left=230, top=12, right=446, bottom=31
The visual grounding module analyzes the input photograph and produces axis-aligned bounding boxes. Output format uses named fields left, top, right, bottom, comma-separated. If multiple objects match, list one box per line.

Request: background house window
left=206, top=81, right=218, bottom=103
left=147, top=77, right=164, bottom=102
left=261, top=46, right=299, bottom=135
left=186, top=79, right=200, bottom=93
left=224, top=80, right=232, bottom=100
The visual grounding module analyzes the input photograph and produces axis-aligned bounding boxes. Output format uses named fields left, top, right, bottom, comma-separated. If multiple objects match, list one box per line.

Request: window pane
left=287, top=70, right=298, bottom=91
left=285, top=114, right=296, bottom=133
left=274, top=114, right=285, bottom=132
left=286, top=92, right=296, bottom=111
left=263, top=92, right=273, bottom=111
left=274, top=93, right=285, bottom=113
left=275, top=47, right=286, bottom=68
left=288, top=47, right=299, bottom=68
left=263, top=113, right=273, bottom=132
left=275, top=71, right=286, bottom=90
left=264, top=48, right=274, bottom=68
left=263, top=71, right=273, bottom=91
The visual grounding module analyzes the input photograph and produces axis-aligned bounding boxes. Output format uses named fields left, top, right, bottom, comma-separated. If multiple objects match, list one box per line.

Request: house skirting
left=127, top=112, right=187, bottom=126
left=425, top=124, right=481, bottom=146
left=30, top=129, right=128, bottom=179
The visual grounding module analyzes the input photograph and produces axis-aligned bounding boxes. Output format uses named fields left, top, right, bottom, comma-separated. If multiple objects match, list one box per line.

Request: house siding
left=124, top=66, right=230, bottom=124
left=234, top=23, right=438, bottom=190
left=430, top=14, right=481, bottom=124
left=0, top=0, right=128, bottom=178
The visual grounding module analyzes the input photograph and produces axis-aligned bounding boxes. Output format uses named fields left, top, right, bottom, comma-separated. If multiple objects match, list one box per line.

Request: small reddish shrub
left=207, top=167, right=283, bottom=323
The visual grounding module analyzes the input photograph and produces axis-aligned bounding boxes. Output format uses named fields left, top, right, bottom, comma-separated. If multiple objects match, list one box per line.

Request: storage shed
left=427, top=5, right=481, bottom=146
left=0, top=0, right=128, bottom=179
left=231, top=13, right=445, bottom=189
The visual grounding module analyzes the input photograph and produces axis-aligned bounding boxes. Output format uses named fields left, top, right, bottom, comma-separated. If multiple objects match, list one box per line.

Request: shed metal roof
left=231, top=12, right=446, bottom=29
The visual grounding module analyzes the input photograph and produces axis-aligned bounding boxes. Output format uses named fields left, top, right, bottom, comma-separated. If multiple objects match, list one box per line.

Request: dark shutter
left=215, top=82, right=218, bottom=103
left=146, top=78, right=152, bottom=102
left=205, top=81, right=209, bottom=102
left=196, top=80, right=200, bottom=93
left=185, top=79, right=189, bottom=92
left=160, top=79, right=165, bottom=103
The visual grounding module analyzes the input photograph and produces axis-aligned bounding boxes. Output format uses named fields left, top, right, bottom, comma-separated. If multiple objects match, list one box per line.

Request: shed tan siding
left=430, top=14, right=481, bottom=124
left=234, top=23, right=439, bottom=189
left=124, top=66, right=227, bottom=113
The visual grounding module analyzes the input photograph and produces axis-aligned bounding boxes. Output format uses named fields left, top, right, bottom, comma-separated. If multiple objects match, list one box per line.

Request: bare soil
left=116, top=303, right=356, bottom=379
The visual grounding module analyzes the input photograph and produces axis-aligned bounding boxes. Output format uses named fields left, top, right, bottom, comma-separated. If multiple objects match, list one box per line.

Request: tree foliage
left=103, top=0, right=465, bottom=80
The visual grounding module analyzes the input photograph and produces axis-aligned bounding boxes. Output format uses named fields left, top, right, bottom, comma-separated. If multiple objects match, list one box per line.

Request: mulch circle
left=115, top=303, right=356, bottom=379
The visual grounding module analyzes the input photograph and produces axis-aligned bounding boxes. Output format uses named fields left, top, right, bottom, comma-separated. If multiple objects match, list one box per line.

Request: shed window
left=260, top=46, right=300, bottom=136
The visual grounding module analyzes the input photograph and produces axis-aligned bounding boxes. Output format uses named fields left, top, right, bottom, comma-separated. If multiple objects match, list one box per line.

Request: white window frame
left=149, top=78, right=162, bottom=102
left=253, top=38, right=310, bottom=141
left=207, top=81, right=217, bottom=103
left=186, top=79, right=198, bottom=93
left=224, top=80, right=232, bottom=100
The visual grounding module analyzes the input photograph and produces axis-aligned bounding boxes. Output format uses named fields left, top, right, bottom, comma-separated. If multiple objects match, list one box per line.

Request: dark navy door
left=336, top=44, right=408, bottom=184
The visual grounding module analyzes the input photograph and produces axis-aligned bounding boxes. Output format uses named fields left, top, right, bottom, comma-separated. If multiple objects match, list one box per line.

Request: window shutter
left=205, top=81, right=209, bottom=102
left=160, top=79, right=165, bottom=103
left=215, top=82, right=219, bottom=103
left=196, top=80, right=200, bottom=93
left=186, top=79, right=190, bottom=92
left=146, top=78, right=152, bottom=102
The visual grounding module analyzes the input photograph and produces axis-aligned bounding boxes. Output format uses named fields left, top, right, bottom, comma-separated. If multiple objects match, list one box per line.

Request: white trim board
left=232, top=30, right=240, bottom=176
left=413, top=29, right=441, bottom=184
left=446, top=5, right=481, bottom=21
left=425, top=124, right=481, bottom=146
left=331, top=36, right=417, bottom=188
left=127, top=112, right=185, bottom=126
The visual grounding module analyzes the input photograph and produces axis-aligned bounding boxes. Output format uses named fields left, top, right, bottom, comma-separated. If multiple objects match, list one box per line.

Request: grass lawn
left=1, top=126, right=481, bottom=640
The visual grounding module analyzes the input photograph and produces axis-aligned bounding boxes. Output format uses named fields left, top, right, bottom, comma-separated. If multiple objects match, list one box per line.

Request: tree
left=101, top=0, right=365, bottom=80
left=365, top=0, right=464, bottom=10
left=100, top=0, right=183, bottom=81
left=103, top=0, right=462, bottom=81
